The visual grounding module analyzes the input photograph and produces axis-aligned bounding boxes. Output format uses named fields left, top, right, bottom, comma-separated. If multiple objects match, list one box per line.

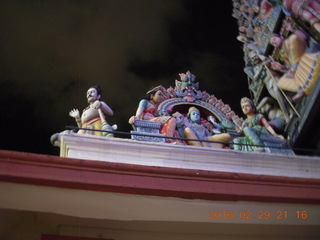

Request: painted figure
left=257, top=96, right=286, bottom=133
left=69, top=85, right=114, bottom=137
left=283, top=0, right=320, bottom=33
left=171, top=111, right=189, bottom=145
left=128, top=86, right=177, bottom=142
left=183, top=107, right=231, bottom=148
left=269, top=30, right=320, bottom=101
left=233, top=97, right=285, bottom=152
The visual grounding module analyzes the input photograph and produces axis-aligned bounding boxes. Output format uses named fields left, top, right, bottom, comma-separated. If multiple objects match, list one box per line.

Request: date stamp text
left=208, top=210, right=308, bottom=220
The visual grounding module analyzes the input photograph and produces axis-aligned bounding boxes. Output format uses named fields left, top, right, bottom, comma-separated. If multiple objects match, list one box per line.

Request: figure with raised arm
left=128, top=86, right=177, bottom=142
left=183, top=107, right=231, bottom=148
left=233, top=97, right=285, bottom=152
left=69, top=85, right=114, bottom=137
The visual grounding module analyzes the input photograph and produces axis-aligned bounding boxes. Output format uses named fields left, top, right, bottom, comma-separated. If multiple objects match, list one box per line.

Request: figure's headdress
left=241, top=97, right=253, bottom=105
left=146, top=85, right=162, bottom=95
left=241, top=97, right=257, bottom=112
left=187, top=106, right=200, bottom=118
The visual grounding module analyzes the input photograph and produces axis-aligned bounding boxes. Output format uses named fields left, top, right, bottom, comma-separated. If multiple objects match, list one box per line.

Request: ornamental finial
left=179, top=70, right=196, bottom=82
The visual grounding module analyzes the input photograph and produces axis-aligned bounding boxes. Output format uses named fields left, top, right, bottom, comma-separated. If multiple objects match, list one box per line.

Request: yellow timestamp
left=208, top=210, right=308, bottom=220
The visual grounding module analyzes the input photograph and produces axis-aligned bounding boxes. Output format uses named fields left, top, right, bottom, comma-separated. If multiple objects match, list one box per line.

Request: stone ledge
left=59, top=133, right=320, bottom=179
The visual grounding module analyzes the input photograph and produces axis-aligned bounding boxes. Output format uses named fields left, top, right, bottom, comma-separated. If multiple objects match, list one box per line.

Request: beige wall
left=1, top=209, right=319, bottom=240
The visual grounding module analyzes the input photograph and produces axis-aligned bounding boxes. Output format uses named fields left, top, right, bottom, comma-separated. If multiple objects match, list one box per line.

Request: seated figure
left=182, top=107, right=231, bottom=148
left=128, top=86, right=177, bottom=142
left=269, top=30, right=320, bottom=101
left=233, top=97, right=285, bottom=152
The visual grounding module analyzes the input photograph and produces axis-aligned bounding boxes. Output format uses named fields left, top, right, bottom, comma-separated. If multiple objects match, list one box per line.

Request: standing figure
left=233, top=97, right=285, bottom=152
left=69, top=85, right=114, bottom=137
left=269, top=30, right=320, bottom=101
left=183, top=107, right=231, bottom=148
left=128, top=86, right=177, bottom=141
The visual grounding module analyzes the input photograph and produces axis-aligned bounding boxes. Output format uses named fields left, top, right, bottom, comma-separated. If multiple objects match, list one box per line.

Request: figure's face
left=241, top=102, right=253, bottom=115
left=252, top=5, right=259, bottom=13
left=239, top=26, right=247, bottom=33
left=151, top=90, right=163, bottom=104
left=173, top=112, right=184, bottom=124
left=190, top=110, right=200, bottom=123
left=87, top=88, right=100, bottom=103
left=270, top=36, right=282, bottom=48
left=249, top=51, right=259, bottom=64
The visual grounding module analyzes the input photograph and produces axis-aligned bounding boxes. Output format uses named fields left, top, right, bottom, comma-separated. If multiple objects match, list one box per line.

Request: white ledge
left=60, top=133, right=320, bottom=179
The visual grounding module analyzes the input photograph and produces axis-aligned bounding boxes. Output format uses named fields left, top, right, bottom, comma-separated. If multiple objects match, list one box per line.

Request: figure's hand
left=69, top=109, right=80, bottom=119
left=275, top=134, right=285, bottom=141
left=271, top=61, right=282, bottom=71
left=284, top=72, right=295, bottom=79
left=129, top=116, right=138, bottom=125
left=207, top=116, right=216, bottom=123
left=236, top=126, right=243, bottom=134
left=92, top=100, right=101, bottom=109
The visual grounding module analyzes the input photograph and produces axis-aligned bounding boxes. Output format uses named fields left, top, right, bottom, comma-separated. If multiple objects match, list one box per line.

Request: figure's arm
left=270, top=61, right=289, bottom=73
left=207, top=116, right=223, bottom=130
left=237, top=121, right=246, bottom=133
left=172, top=112, right=186, bottom=138
left=92, top=100, right=113, bottom=116
left=100, top=101, right=113, bottom=116
left=128, top=99, right=148, bottom=124
left=176, top=124, right=185, bottom=139
left=261, top=117, right=285, bottom=140
left=207, top=116, right=223, bottom=134
left=135, top=100, right=148, bottom=119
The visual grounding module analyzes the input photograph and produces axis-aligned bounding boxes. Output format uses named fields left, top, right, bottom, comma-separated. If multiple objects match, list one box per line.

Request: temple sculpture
left=128, top=71, right=293, bottom=154
left=50, top=71, right=294, bottom=155
left=69, top=85, right=115, bottom=137
left=49, top=1, right=320, bottom=155
left=129, top=71, right=243, bottom=148
left=233, top=97, right=289, bottom=153
left=182, top=106, right=231, bottom=148
left=232, top=0, right=320, bottom=155
left=50, top=85, right=116, bottom=147
left=269, top=27, right=320, bottom=101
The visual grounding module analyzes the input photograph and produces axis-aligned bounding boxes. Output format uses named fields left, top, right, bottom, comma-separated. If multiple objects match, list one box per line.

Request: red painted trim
left=1, top=150, right=320, bottom=204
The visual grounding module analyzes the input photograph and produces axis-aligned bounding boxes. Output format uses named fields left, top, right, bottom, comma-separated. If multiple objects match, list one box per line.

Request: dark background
left=0, top=0, right=249, bottom=155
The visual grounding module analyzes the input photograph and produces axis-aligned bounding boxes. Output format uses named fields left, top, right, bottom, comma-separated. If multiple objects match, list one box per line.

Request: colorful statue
left=175, top=71, right=202, bottom=102
left=183, top=107, right=231, bottom=148
left=233, top=97, right=285, bottom=152
left=269, top=30, right=320, bottom=101
left=257, top=96, right=286, bottom=133
left=69, top=85, right=115, bottom=137
left=283, top=0, right=320, bottom=33
left=128, top=86, right=177, bottom=142
left=128, top=71, right=243, bottom=146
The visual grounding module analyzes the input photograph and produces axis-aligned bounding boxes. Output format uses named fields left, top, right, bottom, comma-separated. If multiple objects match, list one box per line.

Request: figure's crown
left=241, top=97, right=256, bottom=110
